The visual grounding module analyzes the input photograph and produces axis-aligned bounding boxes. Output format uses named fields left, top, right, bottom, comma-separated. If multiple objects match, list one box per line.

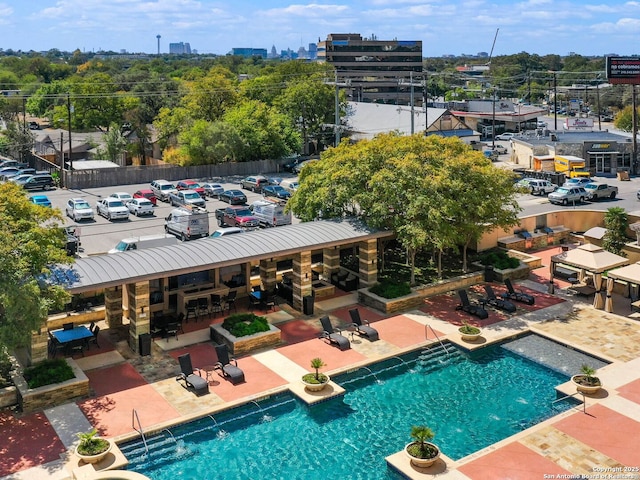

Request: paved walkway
left=3, top=246, right=640, bottom=479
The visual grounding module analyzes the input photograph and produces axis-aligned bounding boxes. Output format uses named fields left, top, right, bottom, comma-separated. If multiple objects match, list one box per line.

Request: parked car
left=133, top=189, right=157, bottom=206
left=219, top=189, right=247, bottom=205
left=516, top=178, right=556, bottom=196
left=3, top=167, right=36, bottom=180
left=127, top=198, right=155, bottom=216
left=240, top=175, right=269, bottom=193
left=28, top=121, right=40, bottom=130
left=109, top=192, right=134, bottom=204
left=495, top=132, right=515, bottom=141
left=176, top=180, right=206, bottom=197
left=215, top=206, right=260, bottom=228
left=283, top=157, right=304, bottom=172
left=29, top=195, right=51, bottom=208
left=168, top=189, right=206, bottom=209
left=210, top=227, right=244, bottom=238
left=150, top=179, right=178, bottom=202
left=583, top=182, right=618, bottom=200
left=548, top=186, right=587, bottom=205
left=10, top=173, right=36, bottom=183
left=66, top=198, right=94, bottom=221
left=492, top=144, right=508, bottom=154
left=16, top=173, right=55, bottom=190
left=262, top=185, right=291, bottom=200
left=293, top=159, right=318, bottom=174
left=563, top=177, right=592, bottom=187
left=280, top=179, right=299, bottom=193
left=96, top=198, right=130, bottom=220
left=201, top=183, right=225, bottom=198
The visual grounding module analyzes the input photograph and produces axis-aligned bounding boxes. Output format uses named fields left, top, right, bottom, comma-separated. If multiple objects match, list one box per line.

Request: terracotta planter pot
left=405, top=442, right=440, bottom=468
left=571, top=375, right=602, bottom=395
left=302, top=375, right=330, bottom=392
left=75, top=438, right=112, bottom=464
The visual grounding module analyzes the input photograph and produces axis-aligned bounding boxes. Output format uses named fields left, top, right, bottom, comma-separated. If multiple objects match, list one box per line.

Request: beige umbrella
left=607, top=262, right=640, bottom=308
left=605, top=276, right=615, bottom=312
left=551, top=243, right=629, bottom=309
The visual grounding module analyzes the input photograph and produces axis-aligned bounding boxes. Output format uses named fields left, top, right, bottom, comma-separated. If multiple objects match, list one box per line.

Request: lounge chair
left=348, top=308, right=379, bottom=341
left=503, top=278, right=535, bottom=305
left=176, top=353, right=209, bottom=396
left=455, top=289, right=489, bottom=320
left=482, top=284, right=517, bottom=313
left=213, top=344, right=245, bottom=384
left=319, top=315, right=351, bottom=350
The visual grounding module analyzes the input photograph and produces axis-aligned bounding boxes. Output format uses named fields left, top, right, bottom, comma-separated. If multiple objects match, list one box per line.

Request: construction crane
left=487, top=28, right=499, bottom=65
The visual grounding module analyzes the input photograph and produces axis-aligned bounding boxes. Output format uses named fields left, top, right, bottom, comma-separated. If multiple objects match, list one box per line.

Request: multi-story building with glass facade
left=317, top=33, right=423, bottom=104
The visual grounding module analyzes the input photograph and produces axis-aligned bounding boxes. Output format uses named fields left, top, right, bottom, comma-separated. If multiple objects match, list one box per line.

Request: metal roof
left=64, top=219, right=392, bottom=293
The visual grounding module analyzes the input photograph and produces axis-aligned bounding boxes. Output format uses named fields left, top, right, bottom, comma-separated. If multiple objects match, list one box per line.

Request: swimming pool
left=121, top=340, right=577, bottom=480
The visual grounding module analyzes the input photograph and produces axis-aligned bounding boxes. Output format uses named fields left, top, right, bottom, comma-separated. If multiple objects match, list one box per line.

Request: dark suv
left=17, top=173, right=54, bottom=191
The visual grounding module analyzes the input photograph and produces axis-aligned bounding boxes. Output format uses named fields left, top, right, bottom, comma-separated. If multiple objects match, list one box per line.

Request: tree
left=603, top=207, right=628, bottom=256
left=288, top=133, right=521, bottom=284
left=614, top=105, right=638, bottom=133
left=97, top=123, right=129, bottom=163
left=0, top=182, right=71, bottom=355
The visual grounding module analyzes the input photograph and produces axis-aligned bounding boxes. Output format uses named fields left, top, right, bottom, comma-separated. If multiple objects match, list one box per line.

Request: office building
left=317, top=33, right=423, bottom=104
left=231, top=48, right=268, bottom=58
left=169, top=42, right=191, bottom=55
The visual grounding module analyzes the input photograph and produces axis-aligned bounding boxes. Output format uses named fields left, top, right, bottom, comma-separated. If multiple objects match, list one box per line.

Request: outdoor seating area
left=48, top=323, right=99, bottom=358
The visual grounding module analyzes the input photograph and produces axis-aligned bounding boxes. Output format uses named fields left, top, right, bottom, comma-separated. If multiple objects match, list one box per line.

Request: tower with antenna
left=156, top=35, right=161, bottom=55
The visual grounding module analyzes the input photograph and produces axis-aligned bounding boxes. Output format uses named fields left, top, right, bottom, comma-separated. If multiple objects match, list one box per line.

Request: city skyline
left=0, top=0, right=638, bottom=58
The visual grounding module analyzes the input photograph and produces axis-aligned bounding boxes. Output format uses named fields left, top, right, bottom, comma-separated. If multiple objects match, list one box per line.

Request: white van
left=164, top=206, right=210, bottom=240
left=109, top=234, right=178, bottom=253
left=251, top=199, right=292, bottom=227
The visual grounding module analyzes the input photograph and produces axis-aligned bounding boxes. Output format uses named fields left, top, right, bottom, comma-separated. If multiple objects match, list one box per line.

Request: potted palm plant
left=405, top=425, right=440, bottom=468
left=301, top=357, right=329, bottom=392
left=75, top=428, right=112, bottom=464
left=458, top=322, right=482, bottom=342
left=571, top=364, right=602, bottom=394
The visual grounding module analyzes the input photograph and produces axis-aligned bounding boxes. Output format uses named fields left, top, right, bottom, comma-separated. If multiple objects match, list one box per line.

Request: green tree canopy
left=288, top=133, right=520, bottom=283
left=0, top=183, right=71, bottom=353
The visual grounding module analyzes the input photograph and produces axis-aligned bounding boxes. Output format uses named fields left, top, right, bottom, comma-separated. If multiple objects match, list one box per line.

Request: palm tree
left=310, top=357, right=326, bottom=382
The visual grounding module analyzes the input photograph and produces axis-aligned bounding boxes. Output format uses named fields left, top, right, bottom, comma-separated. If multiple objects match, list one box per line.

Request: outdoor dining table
left=51, top=326, right=94, bottom=345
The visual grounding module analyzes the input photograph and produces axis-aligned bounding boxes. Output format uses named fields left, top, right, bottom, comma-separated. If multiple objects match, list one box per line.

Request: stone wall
left=358, top=271, right=485, bottom=314
left=209, top=323, right=282, bottom=356
left=15, top=358, right=90, bottom=413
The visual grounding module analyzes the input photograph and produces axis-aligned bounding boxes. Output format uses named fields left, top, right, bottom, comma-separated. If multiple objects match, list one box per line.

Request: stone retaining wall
left=358, top=271, right=485, bottom=314
left=0, top=386, right=17, bottom=408
left=15, top=358, right=90, bottom=413
left=209, top=323, right=282, bottom=356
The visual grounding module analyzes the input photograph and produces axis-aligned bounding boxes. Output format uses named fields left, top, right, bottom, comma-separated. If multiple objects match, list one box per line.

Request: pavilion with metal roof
left=31, top=219, right=393, bottom=363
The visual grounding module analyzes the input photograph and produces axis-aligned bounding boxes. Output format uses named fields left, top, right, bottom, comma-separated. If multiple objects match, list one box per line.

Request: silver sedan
left=127, top=198, right=155, bottom=216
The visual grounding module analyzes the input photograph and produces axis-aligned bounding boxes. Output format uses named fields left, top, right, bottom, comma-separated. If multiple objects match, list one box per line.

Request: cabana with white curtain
left=605, top=262, right=640, bottom=312
left=550, top=243, right=629, bottom=309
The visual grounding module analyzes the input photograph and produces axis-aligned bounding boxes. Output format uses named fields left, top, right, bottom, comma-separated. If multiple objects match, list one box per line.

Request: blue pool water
left=121, top=341, right=577, bottom=480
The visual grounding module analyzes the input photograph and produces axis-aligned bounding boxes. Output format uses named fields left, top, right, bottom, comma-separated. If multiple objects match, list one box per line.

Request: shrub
left=479, top=250, right=520, bottom=270
left=369, top=280, right=411, bottom=299
left=24, top=359, right=74, bottom=388
left=222, top=313, right=270, bottom=337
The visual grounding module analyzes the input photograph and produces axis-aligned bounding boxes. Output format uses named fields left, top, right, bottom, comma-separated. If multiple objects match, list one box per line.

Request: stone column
left=323, top=247, right=340, bottom=280
left=292, top=251, right=313, bottom=311
left=127, top=281, right=150, bottom=354
left=358, top=239, right=378, bottom=288
left=104, top=286, right=123, bottom=328
left=28, top=327, right=49, bottom=366
left=260, top=258, right=278, bottom=292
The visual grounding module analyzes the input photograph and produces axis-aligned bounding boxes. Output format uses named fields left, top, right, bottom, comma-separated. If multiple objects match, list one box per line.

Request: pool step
left=416, top=344, right=466, bottom=374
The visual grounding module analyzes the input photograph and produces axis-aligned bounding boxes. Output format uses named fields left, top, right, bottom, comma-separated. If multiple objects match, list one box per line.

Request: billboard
left=565, top=118, right=594, bottom=130
left=606, top=56, right=640, bottom=84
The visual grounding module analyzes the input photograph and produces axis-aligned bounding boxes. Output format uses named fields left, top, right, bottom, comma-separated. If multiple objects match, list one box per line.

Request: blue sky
left=0, top=0, right=638, bottom=57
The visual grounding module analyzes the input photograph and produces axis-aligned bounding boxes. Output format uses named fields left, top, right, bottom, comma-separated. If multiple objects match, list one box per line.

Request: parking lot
left=42, top=174, right=301, bottom=256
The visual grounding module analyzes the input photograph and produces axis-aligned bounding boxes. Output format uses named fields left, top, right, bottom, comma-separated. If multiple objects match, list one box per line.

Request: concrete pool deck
left=3, top=248, right=640, bottom=479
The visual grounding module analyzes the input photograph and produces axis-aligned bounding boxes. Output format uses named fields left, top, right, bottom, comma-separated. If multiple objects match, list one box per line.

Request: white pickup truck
left=583, top=182, right=618, bottom=201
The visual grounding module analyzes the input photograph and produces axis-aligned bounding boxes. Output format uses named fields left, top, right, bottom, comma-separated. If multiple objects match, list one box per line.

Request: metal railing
left=132, top=409, right=149, bottom=454
left=425, top=324, right=449, bottom=354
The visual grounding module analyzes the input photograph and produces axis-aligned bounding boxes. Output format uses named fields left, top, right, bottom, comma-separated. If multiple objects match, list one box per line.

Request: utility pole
left=633, top=84, right=638, bottom=176
left=553, top=72, right=558, bottom=130
left=67, top=94, right=73, bottom=172
left=399, top=71, right=423, bottom=135
left=334, top=70, right=340, bottom=146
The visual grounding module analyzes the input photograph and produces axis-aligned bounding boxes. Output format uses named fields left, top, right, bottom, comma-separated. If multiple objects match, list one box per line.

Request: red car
left=133, top=189, right=157, bottom=206
left=176, top=180, right=206, bottom=198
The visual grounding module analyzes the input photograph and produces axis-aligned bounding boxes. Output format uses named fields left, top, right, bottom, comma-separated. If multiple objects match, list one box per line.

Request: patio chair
left=482, top=284, right=517, bottom=313
left=455, top=289, right=489, bottom=320
left=213, top=344, right=245, bottom=384
left=319, top=315, right=351, bottom=350
left=223, top=290, right=237, bottom=313
left=185, top=299, right=198, bottom=323
left=67, top=338, right=86, bottom=357
left=63, top=322, right=74, bottom=330
left=348, top=308, right=379, bottom=342
left=165, top=321, right=180, bottom=341
left=208, top=294, right=223, bottom=317
left=503, top=278, right=535, bottom=305
left=48, top=331, right=65, bottom=358
left=197, top=297, right=209, bottom=320
left=88, top=325, right=100, bottom=348
left=176, top=353, right=209, bottom=395
left=262, top=290, right=276, bottom=312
